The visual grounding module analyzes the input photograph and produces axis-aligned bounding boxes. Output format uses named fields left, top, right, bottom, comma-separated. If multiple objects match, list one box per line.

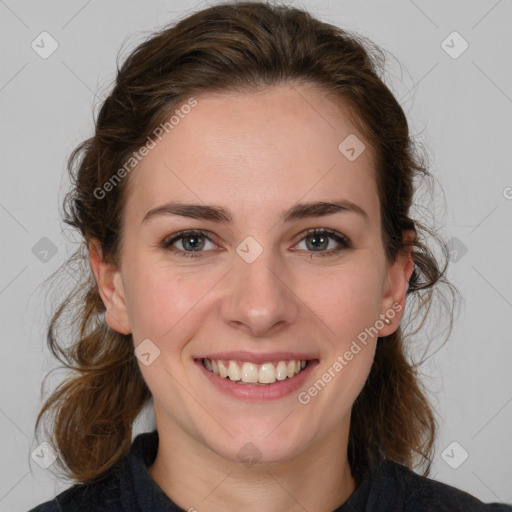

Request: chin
left=201, top=421, right=314, bottom=467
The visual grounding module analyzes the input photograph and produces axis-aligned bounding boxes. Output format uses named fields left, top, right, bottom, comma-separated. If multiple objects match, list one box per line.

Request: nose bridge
left=220, top=240, right=299, bottom=335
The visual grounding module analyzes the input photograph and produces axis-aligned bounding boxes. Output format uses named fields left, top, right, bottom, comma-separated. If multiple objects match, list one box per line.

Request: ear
left=88, top=239, right=131, bottom=335
left=377, top=230, right=415, bottom=336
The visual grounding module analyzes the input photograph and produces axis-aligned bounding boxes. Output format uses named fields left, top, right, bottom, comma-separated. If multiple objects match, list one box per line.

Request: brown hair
left=35, top=0, right=458, bottom=485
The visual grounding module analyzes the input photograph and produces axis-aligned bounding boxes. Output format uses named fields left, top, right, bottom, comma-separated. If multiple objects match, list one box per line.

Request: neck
left=148, top=417, right=357, bottom=512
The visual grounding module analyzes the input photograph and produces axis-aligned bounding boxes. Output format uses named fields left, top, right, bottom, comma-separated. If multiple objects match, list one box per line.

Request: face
left=92, top=83, right=413, bottom=466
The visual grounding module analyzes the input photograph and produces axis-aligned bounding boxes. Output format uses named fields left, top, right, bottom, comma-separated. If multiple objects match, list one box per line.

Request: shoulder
left=27, top=468, right=124, bottom=512
left=27, top=500, right=60, bottom=512
left=378, top=459, right=512, bottom=512
left=27, top=430, right=162, bottom=512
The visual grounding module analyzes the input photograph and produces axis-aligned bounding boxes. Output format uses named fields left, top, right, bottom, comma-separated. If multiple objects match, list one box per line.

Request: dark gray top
left=28, top=430, right=512, bottom=511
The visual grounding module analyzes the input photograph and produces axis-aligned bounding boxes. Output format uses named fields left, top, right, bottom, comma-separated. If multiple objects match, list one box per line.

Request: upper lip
left=196, top=351, right=318, bottom=364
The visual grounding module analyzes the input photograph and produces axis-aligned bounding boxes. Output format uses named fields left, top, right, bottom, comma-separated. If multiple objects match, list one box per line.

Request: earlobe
left=88, top=240, right=132, bottom=335
left=378, top=230, right=416, bottom=335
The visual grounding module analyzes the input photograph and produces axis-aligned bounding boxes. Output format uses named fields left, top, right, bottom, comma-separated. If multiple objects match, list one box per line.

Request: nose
left=220, top=246, right=300, bottom=337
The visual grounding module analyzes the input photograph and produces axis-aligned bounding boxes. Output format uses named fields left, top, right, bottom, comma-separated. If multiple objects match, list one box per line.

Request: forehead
left=123, top=84, right=379, bottom=226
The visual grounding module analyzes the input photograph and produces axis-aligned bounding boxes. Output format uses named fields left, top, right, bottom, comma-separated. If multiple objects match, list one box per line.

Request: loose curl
left=34, top=0, right=458, bottom=486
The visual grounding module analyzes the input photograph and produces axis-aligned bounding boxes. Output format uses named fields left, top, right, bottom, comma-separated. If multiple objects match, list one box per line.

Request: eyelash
left=160, top=228, right=351, bottom=259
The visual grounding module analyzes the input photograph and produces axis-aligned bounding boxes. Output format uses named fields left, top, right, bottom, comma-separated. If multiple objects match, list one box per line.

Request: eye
left=160, top=228, right=351, bottom=259
left=294, top=228, right=351, bottom=257
left=161, top=230, right=218, bottom=258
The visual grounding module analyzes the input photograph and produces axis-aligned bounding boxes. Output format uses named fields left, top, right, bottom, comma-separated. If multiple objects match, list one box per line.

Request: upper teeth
left=203, top=358, right=307, bottom=384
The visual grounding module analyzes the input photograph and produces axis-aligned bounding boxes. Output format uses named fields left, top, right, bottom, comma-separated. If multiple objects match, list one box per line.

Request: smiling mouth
left=202, top=358, right=308, bottom=385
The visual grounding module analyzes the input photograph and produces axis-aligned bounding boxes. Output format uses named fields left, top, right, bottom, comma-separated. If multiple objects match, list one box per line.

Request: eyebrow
left=141, top=200, right=370, bottom=226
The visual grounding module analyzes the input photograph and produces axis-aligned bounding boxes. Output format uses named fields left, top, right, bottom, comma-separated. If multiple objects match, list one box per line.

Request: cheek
left=124, top=263, right=213, bottom=341
left=301, top=262, right=384, bottom=343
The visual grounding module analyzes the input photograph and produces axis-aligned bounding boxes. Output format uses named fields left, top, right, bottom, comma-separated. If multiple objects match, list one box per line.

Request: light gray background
left=1, top=0, right=511, bottom=510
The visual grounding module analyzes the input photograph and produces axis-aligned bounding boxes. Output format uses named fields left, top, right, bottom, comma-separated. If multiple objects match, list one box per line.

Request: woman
left=29, top=1, right=511, bottom=511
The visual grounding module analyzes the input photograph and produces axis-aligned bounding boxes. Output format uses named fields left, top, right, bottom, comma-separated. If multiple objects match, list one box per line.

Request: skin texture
left=90, top=83, right=415, bottom=512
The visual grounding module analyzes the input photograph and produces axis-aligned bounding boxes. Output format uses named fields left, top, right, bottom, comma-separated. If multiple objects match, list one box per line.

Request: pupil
left=184, top=235, right=204, bottom=251
left=308, top=235, right=327, bottom=251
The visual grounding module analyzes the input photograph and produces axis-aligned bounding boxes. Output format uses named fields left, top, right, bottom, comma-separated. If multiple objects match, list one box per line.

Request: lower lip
left=194, top=359, right=318, bottom=401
